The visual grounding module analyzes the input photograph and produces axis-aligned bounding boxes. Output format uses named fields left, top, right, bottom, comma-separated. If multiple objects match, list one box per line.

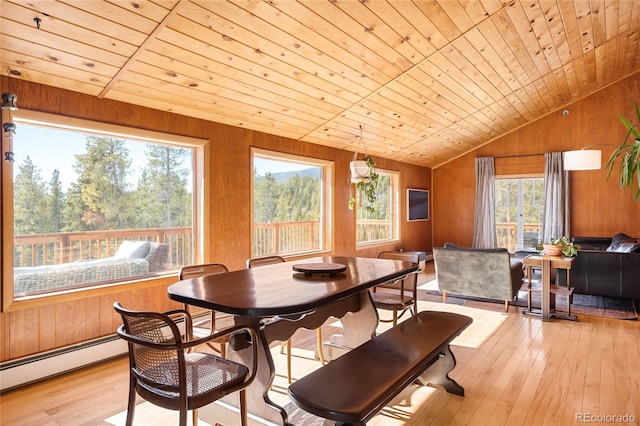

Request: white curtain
left=472, top=157, right=497, bottom=248
left=542, top=152, right=570, bottom=242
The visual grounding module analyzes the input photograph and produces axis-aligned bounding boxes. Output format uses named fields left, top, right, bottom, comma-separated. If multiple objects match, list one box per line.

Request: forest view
left=14, top=135, right=193, bottom=236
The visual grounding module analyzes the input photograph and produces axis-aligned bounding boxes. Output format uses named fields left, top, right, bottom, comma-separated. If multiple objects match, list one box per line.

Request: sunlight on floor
left=417, top=278, right=509, bottom=349
left=105, top=404, right=214, bottom=426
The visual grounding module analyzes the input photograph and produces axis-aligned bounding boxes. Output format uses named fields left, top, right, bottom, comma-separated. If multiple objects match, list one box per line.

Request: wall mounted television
left=407, top=189, right=429, bottom=221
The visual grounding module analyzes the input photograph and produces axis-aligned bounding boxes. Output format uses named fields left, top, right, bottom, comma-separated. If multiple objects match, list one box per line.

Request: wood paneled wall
left=433, top=72, right=640, bottom=248
left=0, top=78, right=431, bottom=362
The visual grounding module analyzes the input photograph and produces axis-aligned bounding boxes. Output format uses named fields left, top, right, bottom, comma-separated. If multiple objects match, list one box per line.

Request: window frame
left=355, top=168, right=400, bottom=248
left=1, top=110, right=207, bottom=312
left=250, top=147, right=333, bottom=258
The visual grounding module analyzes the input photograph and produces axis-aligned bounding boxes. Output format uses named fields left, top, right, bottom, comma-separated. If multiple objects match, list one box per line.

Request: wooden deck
left=2, top=262, right=639, bottom=425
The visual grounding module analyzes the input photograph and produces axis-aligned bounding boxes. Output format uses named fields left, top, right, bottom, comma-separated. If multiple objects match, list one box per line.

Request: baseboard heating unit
left=0, top=334, right=127, bottom=392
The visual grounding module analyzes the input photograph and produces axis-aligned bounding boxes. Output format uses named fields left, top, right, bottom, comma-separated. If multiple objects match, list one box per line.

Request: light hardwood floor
left=2, top=264, right=639, bottom=426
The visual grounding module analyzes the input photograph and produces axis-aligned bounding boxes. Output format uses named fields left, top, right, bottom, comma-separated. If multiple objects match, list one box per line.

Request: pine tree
left=254, top=171, right=280, bottom=223
left=135, top=145, right=191, bottom=228
left=46, top=170, right=65, bottom=232
left=13, top=156, right=49, bottom=266
left=14, top=156, right=49, bottom=235
left=72, top=136, right=134, bottom=230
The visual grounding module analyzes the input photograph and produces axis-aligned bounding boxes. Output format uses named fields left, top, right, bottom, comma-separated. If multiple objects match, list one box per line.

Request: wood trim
left=1, top=109, right=15, bottom=311
left=13, top=109, right=207, bottom=147
left=3, top=275, right=178, bottom=312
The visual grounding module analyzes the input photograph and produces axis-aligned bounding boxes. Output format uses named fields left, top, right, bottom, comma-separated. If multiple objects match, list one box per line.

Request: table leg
left=541, top=258, right=551, bottom=321
left=526, top=265, right=533, bottom=311
left=198, top=292, right=375, bottom=426
left=323, top=290, right=379, bottom=361
left=199, top=316, right=290, bottom=426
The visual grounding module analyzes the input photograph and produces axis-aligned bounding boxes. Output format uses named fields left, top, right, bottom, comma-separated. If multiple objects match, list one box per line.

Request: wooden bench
left=287, top=311, right=473, bottom=425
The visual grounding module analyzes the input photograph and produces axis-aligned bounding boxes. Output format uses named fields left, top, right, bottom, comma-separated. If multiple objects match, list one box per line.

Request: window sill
left=355, top=238, right=400, bottom=249
left=3, top=273, right=179, bottom=312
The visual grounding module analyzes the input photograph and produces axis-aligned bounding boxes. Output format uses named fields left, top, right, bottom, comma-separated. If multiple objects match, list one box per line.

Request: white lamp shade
left=564, top=149, right=601, bottom=170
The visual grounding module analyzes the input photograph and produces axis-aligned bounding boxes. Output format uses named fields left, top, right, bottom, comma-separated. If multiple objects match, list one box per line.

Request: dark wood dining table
left=167, top=255, right=418, bottom=426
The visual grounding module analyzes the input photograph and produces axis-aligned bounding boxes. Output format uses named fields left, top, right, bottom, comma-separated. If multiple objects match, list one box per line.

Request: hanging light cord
left=353, top=125, right=369, bottom=161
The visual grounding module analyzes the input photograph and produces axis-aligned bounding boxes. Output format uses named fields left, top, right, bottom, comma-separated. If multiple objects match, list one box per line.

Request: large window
left=6, top=111, right=204, bottom=300
left=252, top=149, right=332, bottom=257
left=495, top=177, right=544, bottom=252
left=355, top=170, right=399, bottom=246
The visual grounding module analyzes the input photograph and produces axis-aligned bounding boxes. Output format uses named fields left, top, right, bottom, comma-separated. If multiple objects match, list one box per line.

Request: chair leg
left=179, top=406, right=187, bottom=426
left=286, top=339, right=292, bottom=383
left=505, top=300, right=510, bottom=312
left=193, top=408, right=198, bottom=426
left=239, top=389, right=248, bottom=426
left=392, top=310, right=398, bottom=326
left=125, top=377, right=136, bottom=426
left=442, top=290, right=447, bottom=304
left=316, top=328, right=325, bottom=364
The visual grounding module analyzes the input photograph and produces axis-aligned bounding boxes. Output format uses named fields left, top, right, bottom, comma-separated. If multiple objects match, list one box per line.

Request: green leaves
left=605, top=101, right=640, bottom=201
left=350, top=155, right=379, bottom=214
left=535, top=236, right=581, bottom=257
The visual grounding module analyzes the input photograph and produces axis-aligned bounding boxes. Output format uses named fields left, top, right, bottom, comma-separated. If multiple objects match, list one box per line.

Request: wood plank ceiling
left=2, top=0, right=640, bottom=168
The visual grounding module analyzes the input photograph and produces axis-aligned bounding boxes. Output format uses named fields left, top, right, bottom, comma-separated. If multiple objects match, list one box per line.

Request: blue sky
left=14, top=123, right=310, bottom=189
left=15, top=125, right=161, bottom=190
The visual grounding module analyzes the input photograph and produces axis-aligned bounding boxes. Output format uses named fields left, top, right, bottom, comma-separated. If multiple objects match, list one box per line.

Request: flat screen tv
left=407, top=189, right=429, bottom=221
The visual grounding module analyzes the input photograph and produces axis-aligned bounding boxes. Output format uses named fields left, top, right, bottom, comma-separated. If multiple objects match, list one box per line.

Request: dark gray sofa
left=556, top=235, right=640, bottom=303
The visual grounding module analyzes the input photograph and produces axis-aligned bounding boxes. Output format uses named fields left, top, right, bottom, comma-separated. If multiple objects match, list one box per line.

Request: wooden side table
left=522, top=254, right=576, bottom=321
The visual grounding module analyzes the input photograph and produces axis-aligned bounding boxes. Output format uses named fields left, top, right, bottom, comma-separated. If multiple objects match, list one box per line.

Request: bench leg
left=416, top=345, right=465, bottom=396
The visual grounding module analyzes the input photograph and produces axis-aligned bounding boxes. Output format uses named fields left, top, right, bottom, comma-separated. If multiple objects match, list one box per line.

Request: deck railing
left=14, top=227, right=192, bottom=268
left=496, top=223, right=542, bottom=253
left=15, top=221, right=539, bottom=268
left=356, top=219, right=391, bottom=243
left=253, top=221, right=321, bottom=256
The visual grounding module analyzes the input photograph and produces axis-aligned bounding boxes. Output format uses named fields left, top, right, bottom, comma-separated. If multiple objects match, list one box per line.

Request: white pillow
left=614, top=242, right=640, bottom=253
left=114, top=241, right=151, bottom=259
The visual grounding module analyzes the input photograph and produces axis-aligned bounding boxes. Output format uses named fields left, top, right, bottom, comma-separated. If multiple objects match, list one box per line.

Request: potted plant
left=348, top=126, right=379, bottom=212
left=605, top=101, right=640, bottom=201
left=348, top=155, right=379, bottom=212
left=536, top=236, right=581, bottom=257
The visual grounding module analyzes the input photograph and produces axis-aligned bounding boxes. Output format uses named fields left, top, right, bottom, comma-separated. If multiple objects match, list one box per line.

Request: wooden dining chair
left=372, top=251, right=421, bottom=326
left=246, top=255, right=325, bottom=384
left=114, top=302, right=257, bottom=426
left=178, top=263, right=233, bottom=357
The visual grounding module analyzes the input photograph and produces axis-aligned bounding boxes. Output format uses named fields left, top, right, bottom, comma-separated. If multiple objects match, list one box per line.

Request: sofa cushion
left=14, top=257, right=150, bottom=296
left=572, top=237, right=611, bottom=251
left=114, top=240, right=151, bottom=259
